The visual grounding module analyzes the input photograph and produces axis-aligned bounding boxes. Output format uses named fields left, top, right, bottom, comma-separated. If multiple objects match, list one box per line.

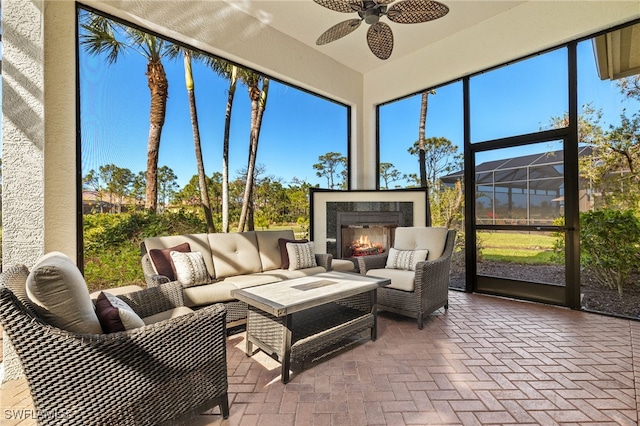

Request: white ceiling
left=224, top=0, right=527, bottom=74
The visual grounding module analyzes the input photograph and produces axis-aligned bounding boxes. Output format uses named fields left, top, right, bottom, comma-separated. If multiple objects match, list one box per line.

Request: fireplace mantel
left=310, top=188, right=429, bottom=257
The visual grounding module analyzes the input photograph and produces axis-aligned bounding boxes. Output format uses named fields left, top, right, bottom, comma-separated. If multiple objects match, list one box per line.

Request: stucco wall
left=2, top=0, right=77, bottom=268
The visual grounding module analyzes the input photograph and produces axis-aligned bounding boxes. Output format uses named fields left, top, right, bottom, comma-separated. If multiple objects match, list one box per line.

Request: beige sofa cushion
left=366, top=268, right=415, bottom=292
left=183, top=281, right=238, bottom=306
left=393, top=227, right=449, bottom=260
left=255, top=229, right=295, bottom=271
left=209, top=231, right=262, bottom=278
left=142, top=306, right=194, bottom=325
left=26, top=252, right=103, bottom=334
left=259, top=266, right=327, bottom=280
left=183, top=273, right=282, bottom=306
left=145, top=234, right=215, bottom=279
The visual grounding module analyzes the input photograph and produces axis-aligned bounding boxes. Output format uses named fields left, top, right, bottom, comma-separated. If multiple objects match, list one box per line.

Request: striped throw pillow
left=385, top=248, right=429, bottom=271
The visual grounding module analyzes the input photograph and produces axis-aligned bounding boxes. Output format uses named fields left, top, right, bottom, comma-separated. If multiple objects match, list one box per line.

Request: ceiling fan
left=313, top=0, right=449, bottom=60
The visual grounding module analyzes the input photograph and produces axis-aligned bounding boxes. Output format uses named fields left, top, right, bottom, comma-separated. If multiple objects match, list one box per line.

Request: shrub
left=580, top=209, right=640, bottom=295
left=83, top=210, right=207, bottom=291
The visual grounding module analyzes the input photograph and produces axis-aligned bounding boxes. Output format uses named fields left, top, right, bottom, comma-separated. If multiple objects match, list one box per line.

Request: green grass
left=478, top=231, right=560, bottom=265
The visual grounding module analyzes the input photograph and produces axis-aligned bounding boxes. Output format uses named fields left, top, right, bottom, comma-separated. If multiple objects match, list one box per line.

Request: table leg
left=371, top=289, right=378, bottom=341
left=281, top=314, right=293, bottom=383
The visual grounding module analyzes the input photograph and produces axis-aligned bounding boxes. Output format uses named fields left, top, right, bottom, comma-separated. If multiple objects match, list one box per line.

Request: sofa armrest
left=357, top=252, right=389, bottom=274
left=315, top=253, right=332, bottom=270
left=117, top=281, right=186, bottom=318
left=141, top=253, right=171, bottom=287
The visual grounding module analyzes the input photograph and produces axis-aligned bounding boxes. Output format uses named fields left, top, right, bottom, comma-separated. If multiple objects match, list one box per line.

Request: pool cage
left=442, top=146, right=594, bottom=226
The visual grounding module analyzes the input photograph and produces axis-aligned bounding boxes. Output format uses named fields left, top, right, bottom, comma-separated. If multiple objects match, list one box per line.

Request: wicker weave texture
left=360, top=229, right=456, bottom=329
left=0, top=265, right=229, bottom=425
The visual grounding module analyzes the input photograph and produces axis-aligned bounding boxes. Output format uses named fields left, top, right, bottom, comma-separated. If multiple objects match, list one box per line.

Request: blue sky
left=79, top=19, right=637, bottom=191
left=80, top=45, right=348, bottom=189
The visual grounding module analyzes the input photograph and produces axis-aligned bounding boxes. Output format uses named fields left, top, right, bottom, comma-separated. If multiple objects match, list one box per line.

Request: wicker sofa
left=141, top=229, right=332, bottom=326
left=0, top=255, right=229, bottom=425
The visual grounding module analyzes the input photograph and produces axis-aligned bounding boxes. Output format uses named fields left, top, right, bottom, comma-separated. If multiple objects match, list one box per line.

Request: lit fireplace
left=342, top=225, right=391, bottom=257
left=335, top=210, right=403, bottom=258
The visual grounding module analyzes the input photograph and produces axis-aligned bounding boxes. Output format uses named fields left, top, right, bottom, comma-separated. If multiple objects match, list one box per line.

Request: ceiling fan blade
left=316, top=19, right=363, bottom=45
left=313, top=0, right=365, bottom=13
left=386, top=0, right=449, bottom=24
left=367, top=22, right=394, bottom=60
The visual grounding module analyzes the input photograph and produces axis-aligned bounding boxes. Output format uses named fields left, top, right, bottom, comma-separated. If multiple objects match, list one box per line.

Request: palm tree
left=79, top=12, right=171, bottom=213
left=417, top=89, right=436, bottom=225
left=237, top=72, right=270, bottom=232
left=207, top=59, right=239, bottom=233
left=174, top=47, right=215, bottom=231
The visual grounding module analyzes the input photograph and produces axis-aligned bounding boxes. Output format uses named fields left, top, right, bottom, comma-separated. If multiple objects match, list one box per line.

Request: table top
left=231, top=271, right=390, bottom=317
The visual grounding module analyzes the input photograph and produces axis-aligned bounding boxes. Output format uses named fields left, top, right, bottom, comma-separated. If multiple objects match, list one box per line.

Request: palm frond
left=78, top=14, right=126, bottom=65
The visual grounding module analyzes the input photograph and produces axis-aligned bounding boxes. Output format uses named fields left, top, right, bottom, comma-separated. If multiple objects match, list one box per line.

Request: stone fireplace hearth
left=310, top=188, right=429, bottom=260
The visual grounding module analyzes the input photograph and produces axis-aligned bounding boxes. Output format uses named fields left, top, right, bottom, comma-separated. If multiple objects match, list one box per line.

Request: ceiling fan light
left=364, top=9, right=380, bottom=25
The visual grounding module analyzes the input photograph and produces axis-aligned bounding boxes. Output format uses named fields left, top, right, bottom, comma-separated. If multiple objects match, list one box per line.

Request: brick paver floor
left=2, top=291, right=640, bottom=425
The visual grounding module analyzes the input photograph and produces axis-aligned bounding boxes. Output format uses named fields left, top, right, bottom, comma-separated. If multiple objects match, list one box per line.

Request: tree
left=379, top=162, right=402, bottom=189
left=417, top=89, right=436, bottom=189
left=207, top=59, right=240, bottom=233
left=237, top=73, right=270, bottom=232
left=99, top=164, right=134, bottom=212
left=83, top=169, right=104, bottom=213
left=157, top=166, right=179, bottom=212
left=408, top=137, right=461, bottom=194
left=313, top=152, right=346, bottom=189
left=79, top=12, right=172, bottom=212
left=175, top=47, right=215, bottom=232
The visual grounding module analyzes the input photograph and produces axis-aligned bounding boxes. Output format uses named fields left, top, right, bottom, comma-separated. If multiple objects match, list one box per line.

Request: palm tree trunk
left=238, top=77, right=269, bottom=232
left=222, top=66, right=238, bottom=233
left=145, top=60, right=168, bottom=212
left=184, top=50, right=215, bottom=232
left=418, top=89, right=434, bottom=226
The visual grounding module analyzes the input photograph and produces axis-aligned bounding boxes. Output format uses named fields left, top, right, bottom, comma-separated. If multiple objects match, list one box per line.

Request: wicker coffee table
left=231, top=271, right=390, bottom=383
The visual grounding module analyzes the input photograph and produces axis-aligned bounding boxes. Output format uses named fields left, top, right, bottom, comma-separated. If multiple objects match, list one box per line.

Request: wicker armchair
left=0, top=264, right=229, bottom=425
left=358, top=228, right=456, bottom=329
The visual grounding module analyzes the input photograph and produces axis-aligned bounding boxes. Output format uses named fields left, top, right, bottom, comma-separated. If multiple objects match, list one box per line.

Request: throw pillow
left=385, top=248, right=429, bottom=271
left=286, top=241, right=317, bottom=270
left=278, top=238, right=308, bottom=269
left=95, top=291, right=145, bottom=333
left=148, top=242, right=191, bottom=281
left=170, top=251, right=210, bottom=287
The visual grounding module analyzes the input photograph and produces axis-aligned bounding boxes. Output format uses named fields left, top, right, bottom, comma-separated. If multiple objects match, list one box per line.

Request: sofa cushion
left=259, top=266, right=327, bottom=280
left=366, top=268, right=415, bottom=292
left=209, top=231, right=262, bottom=278
left=145, top=234, right=215, bottom=278
left=26, top=252, right=103, bottom=334
left=393, top=227, right=449, bottom=260
left=278, top=238, right=308, bottom=269
left=287, top=241, right=318, bottom=270
left=142, top=306, right=194, bottom=325
left=95, top=291, right=145, bottom=332
left=183, top=281, right=238, bottom=306
left=385, top=248, right=429, bottom=271
left=148, top=242, right=191, bottom=281
left=170, top=251, right=210, bottom=287
left=254, top=230, right=296, bottom=271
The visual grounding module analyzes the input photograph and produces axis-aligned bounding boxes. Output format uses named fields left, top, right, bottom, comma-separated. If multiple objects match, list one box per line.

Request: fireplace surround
left=310, top=188, right=429, bottom=259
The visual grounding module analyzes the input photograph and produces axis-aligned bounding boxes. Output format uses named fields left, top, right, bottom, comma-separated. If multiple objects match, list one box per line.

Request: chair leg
left=444, top=300, right=449, bottom=310
left=220, top=393, right=230, bottom=419
left=417, top=315, right=424, bottom=330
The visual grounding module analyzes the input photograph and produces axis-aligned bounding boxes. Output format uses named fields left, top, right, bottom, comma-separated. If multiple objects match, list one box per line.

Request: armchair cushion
left=286, top=241, right=317, bottom=270
left=170, top=250, right=210, bottom=287
left=385, top=248, right=428, bottom=271
left=366, top=268, right=415, bottom=292
left=148, top=242, right=191, bottom=281
left=26, top=252, right=103, bottom=335
left=394, top=226, right=449, bottom=260
left=96, top=291, right=145, bottom=333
